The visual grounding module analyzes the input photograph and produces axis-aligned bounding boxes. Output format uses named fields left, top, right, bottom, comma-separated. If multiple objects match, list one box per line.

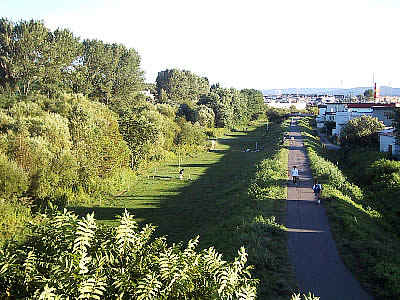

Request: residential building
left=372, top=106, right=396, bottom=126
left=318, top=102, right=399, bottom=137
left=378, top=128, right=399, bottom=158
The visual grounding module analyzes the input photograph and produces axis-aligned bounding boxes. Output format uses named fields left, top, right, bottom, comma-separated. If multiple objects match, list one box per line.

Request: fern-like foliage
left=38, top=284, right=61, bottom=300
left=136, top=273, right=163, bottom=300
left=291, top=292, right=320, bottom=300
left=0, top=208, right=259, bottom=299
left=73, top=212, right=97, bottom=255
left=78, top=274, right=107, bottom=300
left=115, top=209, right=137, bottom=256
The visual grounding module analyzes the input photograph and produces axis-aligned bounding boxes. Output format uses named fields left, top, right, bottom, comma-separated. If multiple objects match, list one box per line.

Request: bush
left=0, top=208, right=258, bottom=299
left=0, top=201, right=32, bottom=244
left=340, top=115, right=384, bottom=148
left=175, top=118, right=206, bottom=147
left=0, top=153, right=28, bottom=200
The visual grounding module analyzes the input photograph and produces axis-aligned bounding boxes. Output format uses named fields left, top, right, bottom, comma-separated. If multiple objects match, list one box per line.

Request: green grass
left=71, top=121, right=297, bottom=299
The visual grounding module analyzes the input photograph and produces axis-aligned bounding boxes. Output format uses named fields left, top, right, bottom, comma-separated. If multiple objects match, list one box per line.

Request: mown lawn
left=72, top=126, right=264, bottom=239
left=71, top=122, right=297, bottom=299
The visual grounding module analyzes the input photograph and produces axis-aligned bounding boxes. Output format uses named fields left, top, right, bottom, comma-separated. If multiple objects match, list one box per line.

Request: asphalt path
left=286, top=119, right=373, bottom=300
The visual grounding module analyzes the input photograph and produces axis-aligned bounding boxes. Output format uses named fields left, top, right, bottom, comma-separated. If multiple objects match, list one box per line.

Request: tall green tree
left=0, top=19, right=50, bottom=95
left=0, top=18, right=17, bottom=94
left=241, top=89, right=265, bottom=121
left=119, top=111, right=160, bottom=169
left=0, top=19, right=81, bottom=96
left=156, top=69, right=209, bottom=103
left=41, top=28, right=81, bottom=96
left=80, top=40, right=144, bottom=104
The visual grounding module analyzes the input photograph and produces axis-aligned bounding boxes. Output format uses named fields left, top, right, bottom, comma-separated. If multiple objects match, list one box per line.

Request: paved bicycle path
left=286, top=119, right=373, bottom=300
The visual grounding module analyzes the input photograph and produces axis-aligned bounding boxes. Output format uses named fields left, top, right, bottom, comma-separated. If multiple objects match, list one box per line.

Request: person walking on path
left=312, top=181, right=322, bottom=204
left=286, top=119, right=373, bottom=299
left=179, top=169, right=184, bottom=180
left=291, top=166, right=299, bottom=185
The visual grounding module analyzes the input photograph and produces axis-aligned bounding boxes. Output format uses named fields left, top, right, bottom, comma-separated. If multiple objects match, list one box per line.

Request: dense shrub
left=265, top=107, right=291, bottom=124
left=339, top=115, right=384, bottom=148
left=0, top=95, right=132, bottom=206
left=0, top=208, right=257, bottom=299
left=0, top=153, right=28, bottom=200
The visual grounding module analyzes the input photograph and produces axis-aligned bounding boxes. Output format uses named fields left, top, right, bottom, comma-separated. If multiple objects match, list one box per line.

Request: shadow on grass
left=70, top=122, right=296, bottom=299
left=71, top=124, right=283, bottom=245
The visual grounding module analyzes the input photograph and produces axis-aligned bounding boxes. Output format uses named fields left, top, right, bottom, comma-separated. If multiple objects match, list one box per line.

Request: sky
left=2, top=0, right=400, bottom=90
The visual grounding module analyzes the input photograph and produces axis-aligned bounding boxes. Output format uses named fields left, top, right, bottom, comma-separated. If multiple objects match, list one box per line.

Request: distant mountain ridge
left=261, top=86, right=400, bottom=96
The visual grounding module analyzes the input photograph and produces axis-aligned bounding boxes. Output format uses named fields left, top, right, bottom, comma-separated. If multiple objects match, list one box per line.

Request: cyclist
left=312, top=181, right=322, bottom=204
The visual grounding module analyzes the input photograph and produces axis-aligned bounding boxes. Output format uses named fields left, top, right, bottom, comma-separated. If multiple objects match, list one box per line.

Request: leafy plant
left=0, top=208, right=258, bottom=299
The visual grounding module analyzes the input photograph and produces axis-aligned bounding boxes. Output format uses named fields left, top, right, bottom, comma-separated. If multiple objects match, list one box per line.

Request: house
left=378, top=128, right=399, bottom=158
left=319, top=103, right=399, bottom=137
left=317, top=103, right=347, bottom=129
left=333, top=104, right=374, bottom=136
left=316, top=104, right=327, bottom=129
left=372, top=106, right=397, bottom=126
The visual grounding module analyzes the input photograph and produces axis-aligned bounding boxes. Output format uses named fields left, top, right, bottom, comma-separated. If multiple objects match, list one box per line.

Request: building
left=333, top=104, right=375, bottom=136
left=318, top=102, right=399, bottom=137
left=378, top=129, right=399, bottom=158
left=372, top=106, right=396, bottom=126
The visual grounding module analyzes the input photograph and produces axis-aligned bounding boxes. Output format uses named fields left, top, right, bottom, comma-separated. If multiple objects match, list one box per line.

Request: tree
left=159, top=88, right=169, bottom=103
left=324, top=121, right=336, bottom=136
left=78, top=40, right=144, bottom=104
left=119, top=111, right=160, bottom=169
left=306, top=106, right=318, bottom=115
left=156, top=69, right=209, bottom=103
left=364, top=89, right=374, bottom=100
left=340, top=115, right=384, bottom=148
left=0, top=19, right=50, bottom=95
left=265, top=107, right=290, bottom=124
left=0, top=18, right=17, bottom=94
left=193, top=105, right=215, bottom=128
left=0, top=19, right=81, bottom=97
left=241, top=89, right=265, bottom=121
left=41, top=28, right=81, bottom=97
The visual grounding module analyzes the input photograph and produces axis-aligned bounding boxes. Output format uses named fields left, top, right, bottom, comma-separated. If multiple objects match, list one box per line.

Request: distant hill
left=261, top=86, right=400, bottom=96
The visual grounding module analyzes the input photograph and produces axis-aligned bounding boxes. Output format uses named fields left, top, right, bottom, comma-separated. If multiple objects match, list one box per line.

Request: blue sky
left=2, top=0, right=400, bottom=90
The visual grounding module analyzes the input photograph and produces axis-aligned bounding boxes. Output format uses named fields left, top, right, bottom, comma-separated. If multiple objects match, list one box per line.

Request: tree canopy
left=340, top=115, right=384, bottom=147
left=0, top=19, right=144, bottom=100
left=156, top=69, right=209, bottom=103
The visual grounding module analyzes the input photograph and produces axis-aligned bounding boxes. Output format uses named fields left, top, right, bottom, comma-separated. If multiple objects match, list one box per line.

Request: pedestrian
left=291, top=166, right=299, bottom=185
left=179, top=169, right=184, bottom=180
left=313, top=181, right=322, bottom=204
left=290, top=136, right=294, bottom=145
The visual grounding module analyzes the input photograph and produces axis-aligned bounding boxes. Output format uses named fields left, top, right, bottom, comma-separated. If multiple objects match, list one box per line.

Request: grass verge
left=298, top=117, right=400, bottom=299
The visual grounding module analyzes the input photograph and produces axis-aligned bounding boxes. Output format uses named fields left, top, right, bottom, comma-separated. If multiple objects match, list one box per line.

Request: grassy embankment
left=72, top=121, right=297, bottom=299
left=298, top=117, right=400, bottom=299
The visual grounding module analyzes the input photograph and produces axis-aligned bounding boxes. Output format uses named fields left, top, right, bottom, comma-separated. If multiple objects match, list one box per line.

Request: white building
left=266, top=101, right=307, bottom=110
left=378, top=129, right=398, bottom=157
left=332, top=106, right=373, bottom=136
